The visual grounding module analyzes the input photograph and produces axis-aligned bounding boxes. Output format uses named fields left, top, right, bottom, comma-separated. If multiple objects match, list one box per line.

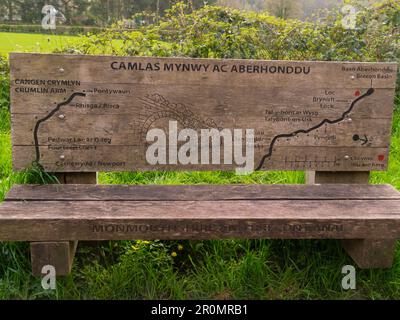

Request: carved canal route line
left=33, top=92, right=86, bottom=167
left=33, top=88, right=375, bottom=171
left=255, top=88, right=375, bottom=170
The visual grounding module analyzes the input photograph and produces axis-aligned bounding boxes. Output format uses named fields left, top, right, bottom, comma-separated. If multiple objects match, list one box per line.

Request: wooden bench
left=0, top=53, right=399, bottom=275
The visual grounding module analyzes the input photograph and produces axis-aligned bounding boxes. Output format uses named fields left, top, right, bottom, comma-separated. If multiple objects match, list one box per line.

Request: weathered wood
left=10, top=87, right=397, bottom=117
left=54, top=172, right=97, bottom=184
left=5, top=184, right=400, bottom=201
left=341, top=239, right=396, bottom=268
left=12, top=145, right=391, bottom=172
left=12, top=113, right=393, bottom=147
left=4, top=53, right=400, bottom=271
left=30, top=241, right=77, bottom=276
left=9, top=54, right=397, bottom=89
left=310, top=171, right=397, bottom=268
left=9, top=53, right=398, bottom=172
left=313, top=171, right=370, bottom=184
left=29, top=172, right=96, bottom=276
left=305, top=171, right=315, bottom=184
left=1, top=198, right=400, bottom=241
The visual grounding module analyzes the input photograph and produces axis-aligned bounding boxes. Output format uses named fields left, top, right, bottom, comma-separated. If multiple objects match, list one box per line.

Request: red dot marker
left=355, top=90, right=361, bottom=97
left=378, top=155, right=385, bottom=161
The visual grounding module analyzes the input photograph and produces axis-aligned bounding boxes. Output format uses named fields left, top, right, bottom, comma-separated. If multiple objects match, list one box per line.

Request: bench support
left=29, top=172, right=97, bottom=276
left=307, top=170, right=397, bottom=268
left=341, top=239, right=396, bottom=268
left=30, top=241, right=78, bottom=276
left=54, top=172, right=98, bottom=184
left=305, top=171, right=370, bottom=184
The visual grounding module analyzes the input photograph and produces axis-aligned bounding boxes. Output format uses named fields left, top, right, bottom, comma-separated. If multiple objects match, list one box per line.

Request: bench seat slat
left=0, top=198, right=400, bottom=241
left=5, top=184, right=400, bottom=201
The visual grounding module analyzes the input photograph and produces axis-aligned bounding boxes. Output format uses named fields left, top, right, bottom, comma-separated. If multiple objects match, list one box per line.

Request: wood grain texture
left=12, top=113, right=393, bottom=147
left=30, top=241, right=77, bottom=276
left=9, top=53, right=398, bottom=172
left=341, top=239, right=396, bottom=268
left=7, top=53, right=400, bottom=268
left=313, top=171, right=370, bottom=184
left=9, top=54, right=398, bottom=88
left=311, top=170, right=396, bottom=268
left=11, top=145, right=392, bottom=172
left=1, top=198, right=400, bottom=241
left=28, top=173, right=96, bottom=276
left=5, top=184, right=400, bottom=201
left=54, top=172, right=97, bottom=184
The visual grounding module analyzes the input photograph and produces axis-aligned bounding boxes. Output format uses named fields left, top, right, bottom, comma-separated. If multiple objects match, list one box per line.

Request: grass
left=0, top=31, right=400, bottom=300
left=0, top=32, right=80, bottom=55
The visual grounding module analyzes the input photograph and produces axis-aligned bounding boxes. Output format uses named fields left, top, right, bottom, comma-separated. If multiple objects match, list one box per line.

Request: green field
left=0, top=19, right=400, bottom=299
left=0, top=32, right=79, bottom=55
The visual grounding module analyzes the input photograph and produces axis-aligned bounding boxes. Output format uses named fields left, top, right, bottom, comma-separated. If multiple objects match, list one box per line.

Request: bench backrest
left=9, top=53, right=398, bottom=174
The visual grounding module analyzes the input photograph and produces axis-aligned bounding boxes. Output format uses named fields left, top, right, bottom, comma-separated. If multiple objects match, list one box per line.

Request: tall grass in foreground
left=370, top=110, right=400, bottom=189
left=0, top=105, right=400, bottom=299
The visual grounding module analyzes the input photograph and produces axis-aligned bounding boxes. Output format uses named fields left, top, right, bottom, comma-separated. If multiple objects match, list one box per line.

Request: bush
left=56, top=1, right=399, bottom=91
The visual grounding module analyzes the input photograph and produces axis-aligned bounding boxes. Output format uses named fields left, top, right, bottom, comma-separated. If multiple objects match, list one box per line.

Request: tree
left=0, top=0, right=20, bottom=23
left=19, top=0, right=46, bottom=23
left=0, top=0, right=216, bottom=25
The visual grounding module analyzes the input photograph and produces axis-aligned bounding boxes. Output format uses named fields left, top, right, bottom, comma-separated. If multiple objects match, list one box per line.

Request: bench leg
left=55, top=172, right=97, bottom=184
left=341, top=239, right=396, bottom=269
left=30, top=241, right=78, bottom=276
left=29, top=172, right=97, bottom=276
left=306, top=170, right=397, bottom=268
left=305, top=171, right=370, bottom=184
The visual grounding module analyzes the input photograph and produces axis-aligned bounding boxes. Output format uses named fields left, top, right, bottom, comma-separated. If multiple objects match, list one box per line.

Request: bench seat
left=1, top=184, right=400, bottom=241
